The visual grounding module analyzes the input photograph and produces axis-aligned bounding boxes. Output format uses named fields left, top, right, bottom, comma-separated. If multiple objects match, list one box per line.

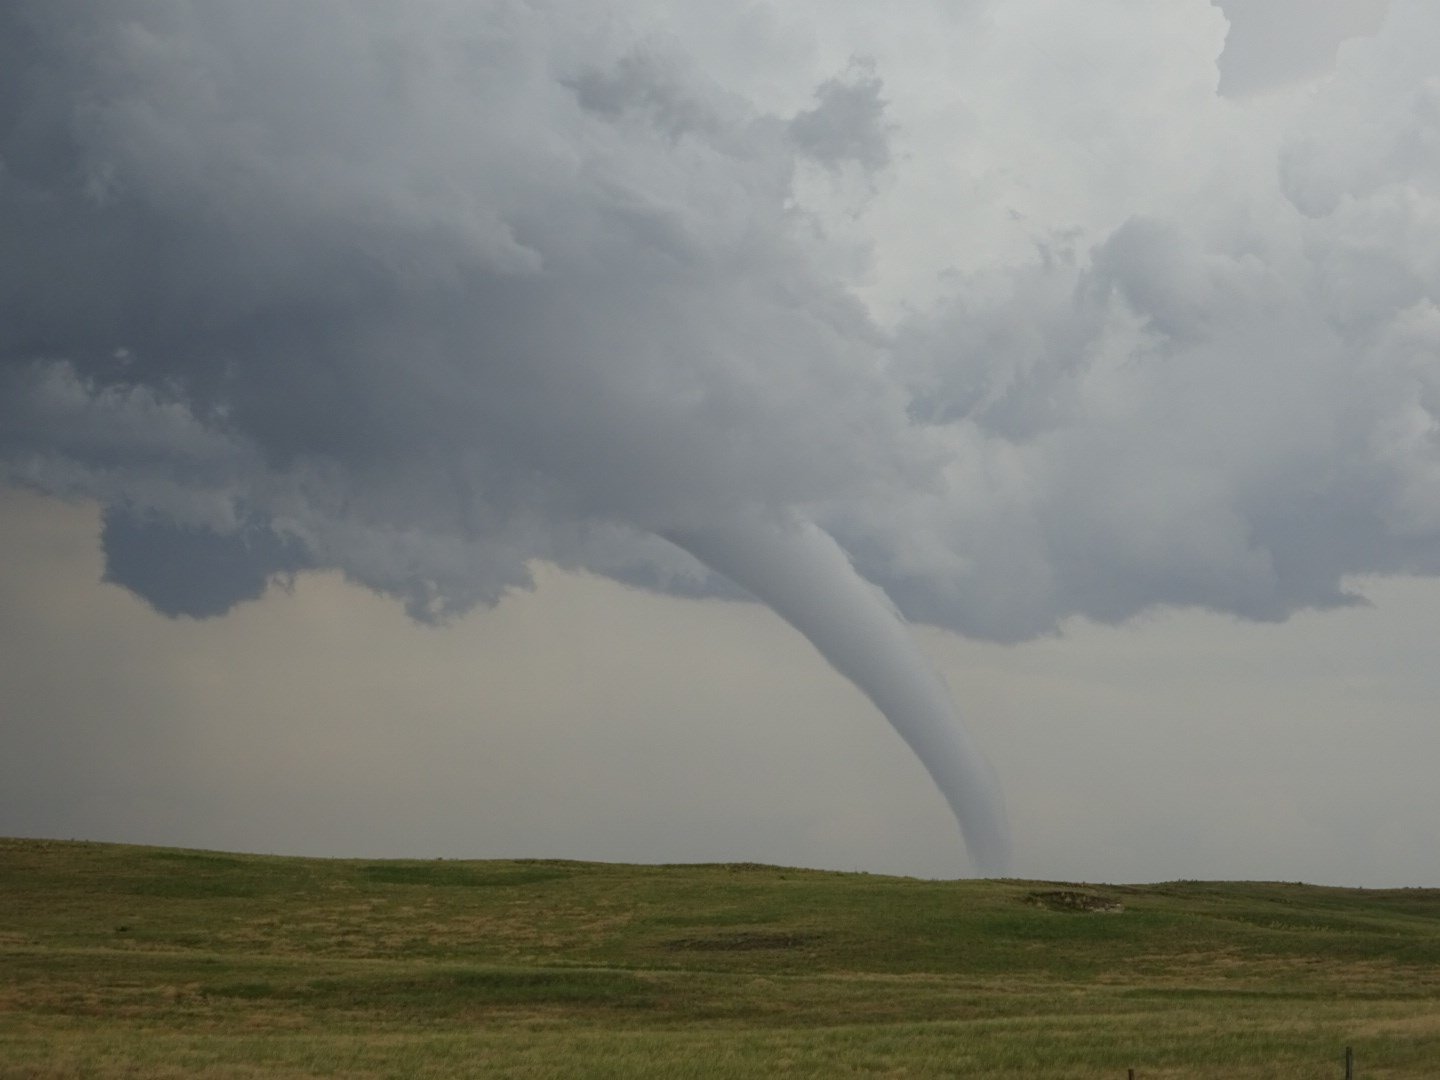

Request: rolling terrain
left=3, top=837, right=1439, bottom=1077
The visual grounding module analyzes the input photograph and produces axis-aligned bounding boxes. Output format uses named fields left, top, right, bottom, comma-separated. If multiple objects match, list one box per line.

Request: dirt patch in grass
left=1027, top=890, right=1125, bottom=914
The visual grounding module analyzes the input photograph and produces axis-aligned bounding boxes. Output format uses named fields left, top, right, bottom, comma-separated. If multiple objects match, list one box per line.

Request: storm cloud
left=1, top=0, right=1435, bottom=868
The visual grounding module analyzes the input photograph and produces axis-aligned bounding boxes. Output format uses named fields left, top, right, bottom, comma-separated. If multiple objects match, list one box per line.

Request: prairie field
left=2, top=837, right=1438, bottom=1077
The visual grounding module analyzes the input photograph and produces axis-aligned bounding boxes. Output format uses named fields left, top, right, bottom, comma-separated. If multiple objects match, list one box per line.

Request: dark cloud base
left=101, top=509, right=312, bottom=619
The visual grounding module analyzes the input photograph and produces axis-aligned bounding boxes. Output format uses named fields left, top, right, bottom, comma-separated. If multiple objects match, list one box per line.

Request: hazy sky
left=6, top=0, right=1436, bottom=885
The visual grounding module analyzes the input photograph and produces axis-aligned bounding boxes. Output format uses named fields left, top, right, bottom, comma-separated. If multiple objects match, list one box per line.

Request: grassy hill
left=3, top=837, right=1439, bottom=1077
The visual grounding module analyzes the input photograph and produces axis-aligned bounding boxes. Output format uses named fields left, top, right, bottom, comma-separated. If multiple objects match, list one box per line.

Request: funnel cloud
left=670, top=515, right=1009, bottom=873
left=2, top=0, right=1437, bottom=872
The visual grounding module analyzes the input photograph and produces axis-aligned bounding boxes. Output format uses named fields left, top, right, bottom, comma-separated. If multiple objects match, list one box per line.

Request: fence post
left=1345, top=1046, right=1354, bottom=1079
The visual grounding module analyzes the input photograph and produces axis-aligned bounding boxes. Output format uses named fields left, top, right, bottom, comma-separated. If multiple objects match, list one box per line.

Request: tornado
left=668, top=514, right=1011, bottom=876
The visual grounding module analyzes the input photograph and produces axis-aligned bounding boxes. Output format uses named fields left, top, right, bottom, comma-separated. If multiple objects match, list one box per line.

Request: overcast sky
left=5, top=0, right=1436, bottom=885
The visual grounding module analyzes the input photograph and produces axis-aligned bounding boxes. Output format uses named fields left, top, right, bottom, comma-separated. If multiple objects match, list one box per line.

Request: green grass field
left=3, top=837, right=1438, bottom=1077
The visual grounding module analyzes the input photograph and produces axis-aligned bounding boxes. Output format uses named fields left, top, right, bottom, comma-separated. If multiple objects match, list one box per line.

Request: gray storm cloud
left=2, top=0, right=1438, bottom=869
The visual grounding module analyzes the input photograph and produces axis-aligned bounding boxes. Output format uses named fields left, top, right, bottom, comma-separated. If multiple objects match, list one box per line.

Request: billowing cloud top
left=4, top=0, right=1439, bottom=642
